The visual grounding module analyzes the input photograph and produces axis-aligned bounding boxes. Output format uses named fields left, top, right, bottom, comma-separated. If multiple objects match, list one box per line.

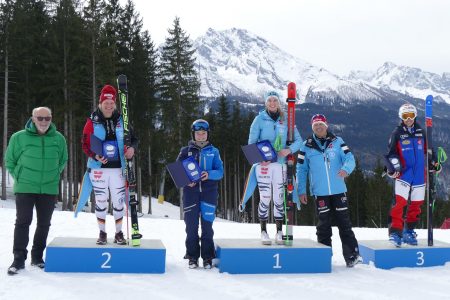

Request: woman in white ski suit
left=248, top=91, right=302, bottom=244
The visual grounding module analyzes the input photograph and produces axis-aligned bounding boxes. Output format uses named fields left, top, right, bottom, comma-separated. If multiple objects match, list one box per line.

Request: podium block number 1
left=273, top=253, right=282, bottom=269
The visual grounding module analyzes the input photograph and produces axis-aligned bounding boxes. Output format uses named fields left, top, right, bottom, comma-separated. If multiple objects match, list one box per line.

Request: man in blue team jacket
left=297, top=114, right=362, bottom=268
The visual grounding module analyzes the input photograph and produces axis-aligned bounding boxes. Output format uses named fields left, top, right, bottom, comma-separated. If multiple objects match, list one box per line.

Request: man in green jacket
left=5, top=107, right=67, bottom=275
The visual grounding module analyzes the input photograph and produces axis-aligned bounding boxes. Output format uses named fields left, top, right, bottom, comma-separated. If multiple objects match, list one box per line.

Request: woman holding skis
left=248, top=91, right=302, bottom=245
left=81, top=84, right=137, bottom=245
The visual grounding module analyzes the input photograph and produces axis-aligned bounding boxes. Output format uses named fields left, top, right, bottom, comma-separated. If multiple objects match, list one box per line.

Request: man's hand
left=338, top=170, right=348, bottom=178
left=299, top=194, right=308, bottom=205
left=187, top=182, right=196, bottom=187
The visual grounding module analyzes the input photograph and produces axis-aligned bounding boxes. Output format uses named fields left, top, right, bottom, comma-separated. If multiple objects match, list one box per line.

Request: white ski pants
left=255, top=162, right=286, bottom=221
left=89, top=168, right=126, bottom=231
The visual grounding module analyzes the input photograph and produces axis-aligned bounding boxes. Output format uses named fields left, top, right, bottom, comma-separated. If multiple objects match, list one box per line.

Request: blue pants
left=183, top=187, right=218, bottom=260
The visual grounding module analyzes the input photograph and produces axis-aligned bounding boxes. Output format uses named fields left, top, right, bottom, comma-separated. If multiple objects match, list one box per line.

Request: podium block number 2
left=101, top=252, right=112, bottom=269
left=273, top=253, right=282, bottom=269
left=416, top=251, right=424, bottom=266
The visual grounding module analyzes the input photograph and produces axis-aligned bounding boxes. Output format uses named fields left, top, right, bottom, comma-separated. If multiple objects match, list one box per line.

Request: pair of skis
left=282, top=82, right=298, bottom=246
left=117, top=75, right=142, bottom=246
left=425, top=95, right=448, bottom=246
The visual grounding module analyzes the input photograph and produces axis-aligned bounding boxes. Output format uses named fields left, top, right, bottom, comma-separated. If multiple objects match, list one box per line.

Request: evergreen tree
left=215, top=94, right=230, bottom=152
left=365, top=160, right=393, bottom=228
left=159, top=16, right=201, bottom=161
left=83, top=0, right=105, bottom=109
left=346, top=159, right=367, bottom=227
left=8, top=0, right=50, bottom=127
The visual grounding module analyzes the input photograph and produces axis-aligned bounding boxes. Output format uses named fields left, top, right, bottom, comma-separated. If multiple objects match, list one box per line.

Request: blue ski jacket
left=248, top=110, right=303, bottom=162
left=386, top=122, right=426, bottom=185
left=297, top=133, right=355, bottom=196
left=177, top=141, right=224, bottom=192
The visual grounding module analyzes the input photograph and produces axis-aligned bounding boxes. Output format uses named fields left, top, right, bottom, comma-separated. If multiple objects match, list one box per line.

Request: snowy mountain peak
left=195, top=28, right=383, bottom=104
left=349, top=62, right=450, bottom=104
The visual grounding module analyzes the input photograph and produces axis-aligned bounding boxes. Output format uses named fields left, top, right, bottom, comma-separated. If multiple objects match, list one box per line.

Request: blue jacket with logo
left=248, top=110, right=303, bottom=162
left=177, top=141, right=223, bottom=192
left=386, top=122, right=426, bottom=185
left=296, top=133, right=355, bottom=196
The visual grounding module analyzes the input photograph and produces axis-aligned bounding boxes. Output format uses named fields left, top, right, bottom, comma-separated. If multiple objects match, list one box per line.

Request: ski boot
left=402, top=229, right=418, bottom=246
left=389, top=232, right=402, bottom=247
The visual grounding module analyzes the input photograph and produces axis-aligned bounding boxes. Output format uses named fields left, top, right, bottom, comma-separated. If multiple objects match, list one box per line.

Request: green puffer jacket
left=5, top=119, right=68, bottom=195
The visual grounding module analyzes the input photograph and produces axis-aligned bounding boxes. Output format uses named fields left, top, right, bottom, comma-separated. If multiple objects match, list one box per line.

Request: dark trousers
left=315, top=193, right=359, bottom=261
left=183, top=188, right=217, bottom=260
left=13, top=193, right=56, bottom=263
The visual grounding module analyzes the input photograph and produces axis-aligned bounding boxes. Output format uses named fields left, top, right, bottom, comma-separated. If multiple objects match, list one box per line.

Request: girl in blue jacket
left=248, top=91, right=302, bottom=245
left=297, top=114, right=361, bottom=267
left=177, top=119, right=223, bottom=269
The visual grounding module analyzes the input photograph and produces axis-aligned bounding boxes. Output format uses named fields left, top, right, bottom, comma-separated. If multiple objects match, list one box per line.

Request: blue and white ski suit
left=248, top=110, right=302, bottom=220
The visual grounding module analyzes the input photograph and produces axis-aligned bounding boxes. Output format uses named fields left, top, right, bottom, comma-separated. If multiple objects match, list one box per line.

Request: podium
left=45, top=237, right=166, bottom=274
left=215, top=239, right=332, bottom=274
left=359, top=239, right=450, bottom=270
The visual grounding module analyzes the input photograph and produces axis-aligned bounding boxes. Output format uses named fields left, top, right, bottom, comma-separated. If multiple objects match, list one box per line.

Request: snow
left=1, top=182, right=450, bottom=299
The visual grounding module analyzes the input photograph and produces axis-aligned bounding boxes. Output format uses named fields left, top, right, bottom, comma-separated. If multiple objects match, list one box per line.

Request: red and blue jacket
left=386, top=122, right=426, bottom=185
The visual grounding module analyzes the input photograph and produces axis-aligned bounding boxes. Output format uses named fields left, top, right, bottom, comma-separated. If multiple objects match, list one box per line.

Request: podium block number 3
left=273, top=253, right=282, bottom=269
left=101, top=252, right=112, bottom=269
left=416, top=251, right=424, bottom=266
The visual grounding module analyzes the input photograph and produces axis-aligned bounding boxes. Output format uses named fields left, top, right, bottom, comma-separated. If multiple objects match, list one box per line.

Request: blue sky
left=132, top=0, right=450, bottom=76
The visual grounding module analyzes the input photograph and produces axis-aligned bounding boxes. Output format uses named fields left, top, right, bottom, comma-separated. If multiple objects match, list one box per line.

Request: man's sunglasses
left=36, top=116, right=52, bottom=122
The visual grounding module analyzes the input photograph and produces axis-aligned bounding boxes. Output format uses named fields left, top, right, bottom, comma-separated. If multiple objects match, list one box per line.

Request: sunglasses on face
left=36, top=116, right=52, bottom=122
left=401, top=112, right=416, bottom=121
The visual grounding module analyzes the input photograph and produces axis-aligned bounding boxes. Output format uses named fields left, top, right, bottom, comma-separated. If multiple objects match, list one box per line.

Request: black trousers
left=315, top=193, right=359, bottom=261
left=13, top=193, right=56, bottom=262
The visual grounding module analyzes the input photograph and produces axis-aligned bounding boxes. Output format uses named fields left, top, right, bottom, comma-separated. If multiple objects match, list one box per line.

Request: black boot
left=114, top=231, right=127, bottom=245
left=96, top=231, right=107, bottom=245
left=7, top=259, right=25, bottom=275
left=203, top=258, right=213, bottom=269
left=188, top=258, right=199, bottom=269
left=31, top=257, right=45, bottom=269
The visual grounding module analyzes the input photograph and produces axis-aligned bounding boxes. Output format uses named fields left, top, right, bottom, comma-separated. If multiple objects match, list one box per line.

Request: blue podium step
left=215, top=239, right=332, bottom=274
left=45, top=237, right=166, bottom=274
left=359, top=239, right=450, bottom=270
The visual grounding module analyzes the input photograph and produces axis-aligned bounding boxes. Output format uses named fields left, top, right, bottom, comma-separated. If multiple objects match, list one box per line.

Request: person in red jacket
left=81, top=85, right=137, bottom=245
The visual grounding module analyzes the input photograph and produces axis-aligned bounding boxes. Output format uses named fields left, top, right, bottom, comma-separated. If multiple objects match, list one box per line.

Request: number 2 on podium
left=101, top=252, right=112, bottom=269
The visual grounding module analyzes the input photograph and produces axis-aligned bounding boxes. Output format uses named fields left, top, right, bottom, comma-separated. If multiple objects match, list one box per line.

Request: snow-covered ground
left=0, top=190, right=449, bottom=299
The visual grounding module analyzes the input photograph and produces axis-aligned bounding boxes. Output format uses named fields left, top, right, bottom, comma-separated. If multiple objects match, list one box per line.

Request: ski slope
left=1, top=195, right=449, bottom=300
